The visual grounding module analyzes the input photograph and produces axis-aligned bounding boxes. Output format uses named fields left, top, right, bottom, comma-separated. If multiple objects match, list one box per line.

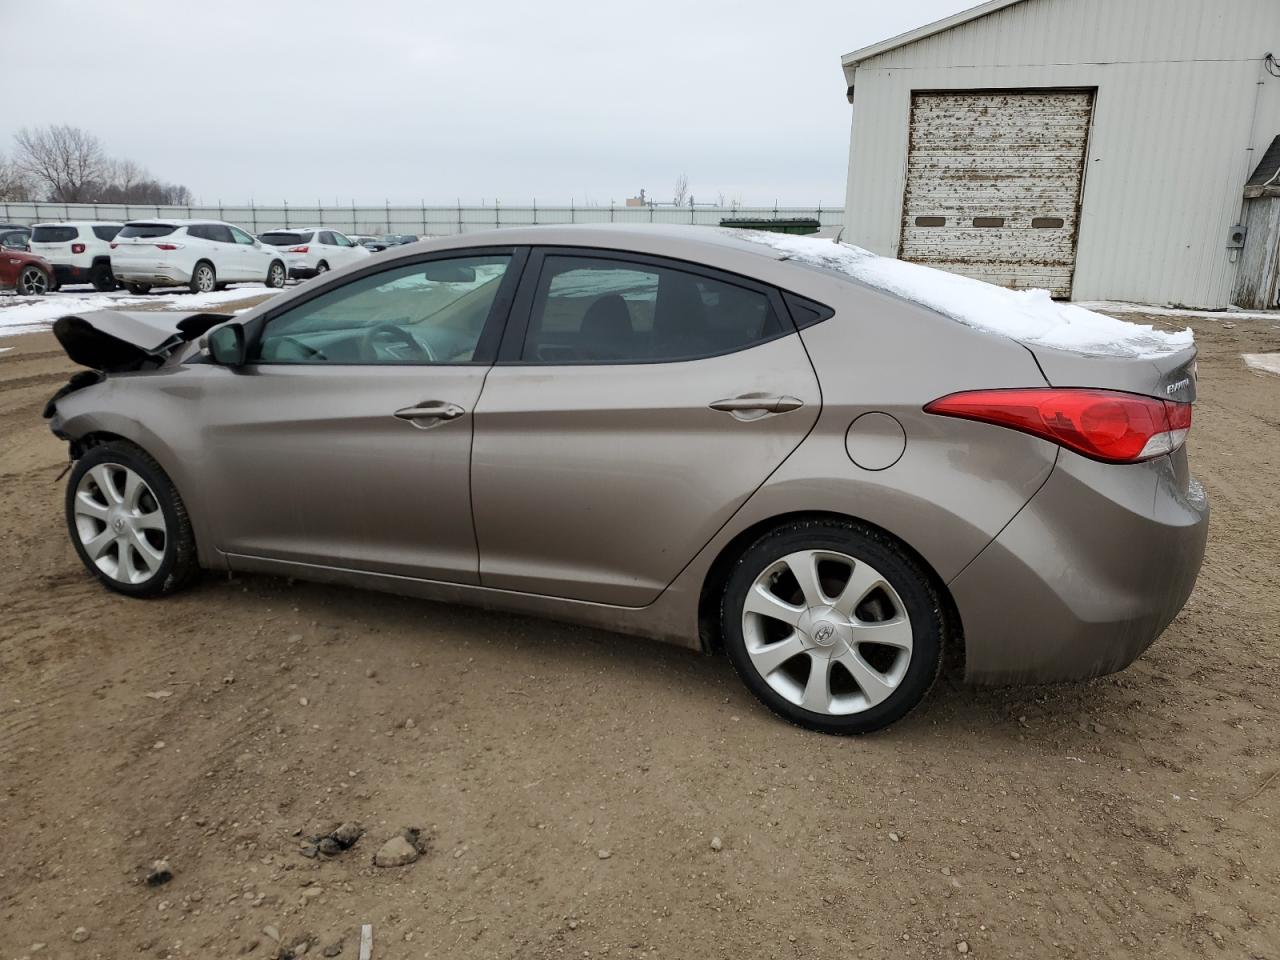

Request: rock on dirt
left=374, top=835, right=420, bottom=868
left=70, top=927, right=90, bottom=943
left=145, top=858, right=173, bottom=886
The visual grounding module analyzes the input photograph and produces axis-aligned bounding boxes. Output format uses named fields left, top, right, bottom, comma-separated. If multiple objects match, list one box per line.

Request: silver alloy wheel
left=741, top=550, right=913, bottom=716
left=269, top=262, right=285, bottom=287
left=17, top=265, right=48, bottom=295
left=195, top=264, right=215, bottom=292
left=73, top=463, right=167, bottom=585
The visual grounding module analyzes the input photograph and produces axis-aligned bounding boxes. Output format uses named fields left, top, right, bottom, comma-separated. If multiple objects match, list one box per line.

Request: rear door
left=470, top=248, right=821, bottom=606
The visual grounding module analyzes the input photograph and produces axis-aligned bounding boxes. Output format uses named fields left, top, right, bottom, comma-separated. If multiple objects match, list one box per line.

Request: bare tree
left=13, top=125, right=108, bottom=202
left=672, top=173, right=689, bottom=208
left=0, top=152, right=36, bottom=201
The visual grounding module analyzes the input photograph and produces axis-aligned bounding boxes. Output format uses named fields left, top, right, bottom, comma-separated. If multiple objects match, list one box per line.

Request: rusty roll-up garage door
left=899, top=90, right=1094, bottom=298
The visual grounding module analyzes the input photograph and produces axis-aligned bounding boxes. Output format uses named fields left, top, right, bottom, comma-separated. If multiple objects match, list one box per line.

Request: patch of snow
left=0, top=284, right=280, bottom=338
left=735, top=232, right=1194, bottom=359
left=1242, top=353, right=1280, bottom=377
left=1078, top=301, right=1280, bottom=322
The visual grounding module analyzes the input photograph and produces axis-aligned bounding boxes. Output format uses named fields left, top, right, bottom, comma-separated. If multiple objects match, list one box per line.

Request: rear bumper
left=113, top=265, right=191, bottom=285
left=51, top=263, right=98, bottom=285
left=951, top=448, right=1208, bottom=685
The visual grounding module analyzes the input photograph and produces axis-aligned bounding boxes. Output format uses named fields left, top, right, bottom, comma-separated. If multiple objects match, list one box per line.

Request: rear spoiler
left=52, top=310, right=232, bottom=372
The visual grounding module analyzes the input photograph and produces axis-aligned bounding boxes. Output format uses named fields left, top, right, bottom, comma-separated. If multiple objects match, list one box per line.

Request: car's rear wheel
left=16, top=265, right=50, bottom=296
left=65, top=441, right=199, bottom=598
left=267, top=260, right=286, bottom=288
left=189, top=261, right=216, bottom=294
left=91, top=263, right=116, bottom=292
left=126, top=282, right=151, bottom=295
left=315, top=260, right=329, bottom=276
left=721, top=518, right=944, bottom=735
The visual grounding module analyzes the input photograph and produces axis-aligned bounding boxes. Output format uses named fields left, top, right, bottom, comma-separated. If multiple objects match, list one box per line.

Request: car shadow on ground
left=194, top=569, right=1128, bottom=747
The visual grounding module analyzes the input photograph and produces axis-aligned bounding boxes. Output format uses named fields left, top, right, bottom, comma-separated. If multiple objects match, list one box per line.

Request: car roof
left=122, top=218, right=235, bottom=226
left=32, top=221, right=124, bottom=228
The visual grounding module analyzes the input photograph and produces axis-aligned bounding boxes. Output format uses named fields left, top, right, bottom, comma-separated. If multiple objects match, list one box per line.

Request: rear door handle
left=393, top=401, right=466, bottom=424
left=709, top=395, right=804, bottom=414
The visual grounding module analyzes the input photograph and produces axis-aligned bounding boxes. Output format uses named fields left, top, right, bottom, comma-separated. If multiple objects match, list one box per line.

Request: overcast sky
left=2, top=1, right=977, bottom=206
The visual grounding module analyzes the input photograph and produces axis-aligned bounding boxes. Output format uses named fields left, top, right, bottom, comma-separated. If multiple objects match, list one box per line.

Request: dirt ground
left=1, top=306, right=1277, bottom=960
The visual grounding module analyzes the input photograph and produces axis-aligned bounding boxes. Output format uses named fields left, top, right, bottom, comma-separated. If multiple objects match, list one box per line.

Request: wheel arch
left=696, top=509, right=964, bottom=666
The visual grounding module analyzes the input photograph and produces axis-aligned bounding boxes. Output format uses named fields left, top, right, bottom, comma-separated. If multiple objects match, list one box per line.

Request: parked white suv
left=110, top=219, right=288, bottom=294
left=28, top=221, right=123, bottom=291
left=258, top=227, right=370, bottom=280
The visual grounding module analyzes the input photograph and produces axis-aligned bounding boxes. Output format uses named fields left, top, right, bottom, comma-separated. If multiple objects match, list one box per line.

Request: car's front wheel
left=91, top=263, right=117, bottom=292
left=721, top=518, right=944, bottom=734
left=267, top=260, right=286, bottom=288
left=66, top=441, right=199, bottom=598
left=189, top=261, right=216, bottom=294
left=16, top=265, right=50, bottom=296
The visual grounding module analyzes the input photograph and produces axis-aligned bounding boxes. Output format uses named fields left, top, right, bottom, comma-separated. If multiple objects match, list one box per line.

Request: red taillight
left=71, top=243, right=86, bottom=254
left=155, top=243, right=178, bottom=251
left=925, top=388, right=1192, bottom=463
left=287, top=245, right=309, bottom=254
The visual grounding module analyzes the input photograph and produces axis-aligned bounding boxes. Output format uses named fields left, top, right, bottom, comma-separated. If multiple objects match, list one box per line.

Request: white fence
left=0, top=201, right=844, bottom=236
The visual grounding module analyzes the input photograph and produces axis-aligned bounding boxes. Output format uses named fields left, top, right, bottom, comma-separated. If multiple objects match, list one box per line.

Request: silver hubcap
left=271, top=264, right=283, bottom=286
left=197, top=266, right=214, bottom=292
left=19, top=267, right=47, bottom=295
left=73, top=464, right=167, bottom=584
left=742, top=550, right=912, bottom=716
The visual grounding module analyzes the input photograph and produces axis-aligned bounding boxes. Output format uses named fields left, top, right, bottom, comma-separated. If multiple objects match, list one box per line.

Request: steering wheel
left=362, top=323, right=435, bottom=363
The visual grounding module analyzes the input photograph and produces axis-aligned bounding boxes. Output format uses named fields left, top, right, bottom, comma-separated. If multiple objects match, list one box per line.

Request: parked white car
left=258, top=227, right=370, bottom=280
left=110, top=219, right=288, bottom=294
left=28, top=221, right=123, bottom=291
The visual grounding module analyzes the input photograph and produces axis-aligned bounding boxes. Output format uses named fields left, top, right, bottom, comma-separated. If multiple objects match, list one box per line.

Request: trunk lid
left=1027, top=342, right=1197, bottom=404
left=52, top=310, right=230, bottom=372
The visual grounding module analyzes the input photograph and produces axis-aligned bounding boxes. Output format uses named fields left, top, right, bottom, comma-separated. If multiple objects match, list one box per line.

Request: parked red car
left=0, top=250, right=53, bottom=295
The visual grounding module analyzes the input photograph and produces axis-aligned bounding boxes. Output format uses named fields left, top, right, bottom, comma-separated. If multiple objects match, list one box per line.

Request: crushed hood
left=52, top=310, right=230, bottom=372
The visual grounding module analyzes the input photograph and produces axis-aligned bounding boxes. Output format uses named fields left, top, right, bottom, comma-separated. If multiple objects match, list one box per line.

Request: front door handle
left=393, top=401, right=466, bottom=424
left=709, top=395, right=804, bottom=414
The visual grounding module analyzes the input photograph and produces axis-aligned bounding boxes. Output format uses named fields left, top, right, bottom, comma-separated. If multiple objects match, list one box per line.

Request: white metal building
left=840, top=0, right=1280, bottom=307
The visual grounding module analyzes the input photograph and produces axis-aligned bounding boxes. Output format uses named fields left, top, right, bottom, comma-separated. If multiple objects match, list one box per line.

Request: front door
left=230, top=224, right=270, bottom=281
left=197, top=250, right=522, bottom=582
left=471, top=248, right=821, bottom=606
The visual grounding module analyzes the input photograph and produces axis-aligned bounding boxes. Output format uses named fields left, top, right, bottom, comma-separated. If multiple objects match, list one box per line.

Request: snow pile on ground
left=1242, top=353, right=1280, bottom=377
left=735, top=231, right=1194, bottom=358
left=0, top=285, right=280, bottom=337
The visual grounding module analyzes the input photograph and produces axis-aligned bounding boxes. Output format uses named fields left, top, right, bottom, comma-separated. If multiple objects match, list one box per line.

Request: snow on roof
left=735, top=231, right=1194, bottom=359
left=842, top=0, right=1027, bottom=70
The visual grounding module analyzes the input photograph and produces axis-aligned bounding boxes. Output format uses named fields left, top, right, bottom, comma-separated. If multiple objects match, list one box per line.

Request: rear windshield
left=92, top=225, right=122, bottom=241
left=260, top=231, right=312, bottom=246
left=32, top=226, right=78, bottom=243
left=118, top=223, right=178, bottom=239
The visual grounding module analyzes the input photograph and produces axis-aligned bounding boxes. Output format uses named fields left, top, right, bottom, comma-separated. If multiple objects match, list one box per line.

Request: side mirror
left=207, top=322, right=246, bottom=366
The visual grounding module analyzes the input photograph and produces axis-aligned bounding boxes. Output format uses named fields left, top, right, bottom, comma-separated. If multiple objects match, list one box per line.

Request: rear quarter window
left=118, top=223, right=178, bottom=239
left=32, top=226, right=79, bottom=243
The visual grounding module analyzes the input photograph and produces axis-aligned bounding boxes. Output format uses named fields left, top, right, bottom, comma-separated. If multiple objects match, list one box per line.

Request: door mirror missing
left=207, top=323, right=246, bottom=366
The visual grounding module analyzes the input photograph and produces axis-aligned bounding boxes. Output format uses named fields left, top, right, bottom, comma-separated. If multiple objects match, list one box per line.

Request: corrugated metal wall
left=0, top=202, right=844, bottom=236
left=843, top=0, right=1280, bottom=307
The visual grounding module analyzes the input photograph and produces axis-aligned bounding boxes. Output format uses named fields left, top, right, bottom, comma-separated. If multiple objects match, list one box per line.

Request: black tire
left=720, top=518, right=945, bottom=735
left=65, top=441, right=200, bottom=598
left=126, top=282, right=151, bottom=295
left=189, top=261, right=216, bottom=294
left=266, top=260, right=286, bottom=288
left=214, top=282, right=228, bottom=291
left=91, top=263, right=116, bottom=292
left=315, top=260, right=329, bottom=276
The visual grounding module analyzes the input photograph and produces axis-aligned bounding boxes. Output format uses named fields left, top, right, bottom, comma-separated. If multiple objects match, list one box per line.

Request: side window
left=253, top=255, right=512, bottom=365
left=187, top=225, right=207, bottom=241
left=319, top=231, right=336, bottom=245
left=207, top=225, right=234, bottom=244
left=92, top=225, right=122, bottom=241
left=521, top=255, right=784, bottom=363
left=230, top=226, right=256, bottom=245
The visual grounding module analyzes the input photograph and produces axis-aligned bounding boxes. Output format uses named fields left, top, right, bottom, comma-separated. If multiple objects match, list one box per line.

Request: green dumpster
left=719, top=217, right=821, bottom=235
